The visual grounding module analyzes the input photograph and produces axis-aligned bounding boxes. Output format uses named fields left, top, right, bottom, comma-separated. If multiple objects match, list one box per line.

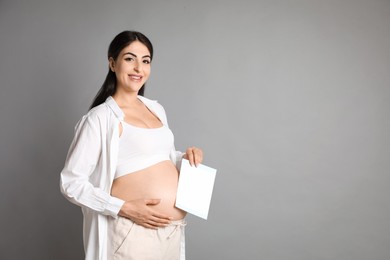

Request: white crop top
left=115, top=121, right=174, bottom=178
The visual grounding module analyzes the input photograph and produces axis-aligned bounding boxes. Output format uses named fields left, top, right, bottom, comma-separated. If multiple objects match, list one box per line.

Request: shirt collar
left=104, top=95, right=158, bottom=121
left=105, top=96, right=124, bottom=121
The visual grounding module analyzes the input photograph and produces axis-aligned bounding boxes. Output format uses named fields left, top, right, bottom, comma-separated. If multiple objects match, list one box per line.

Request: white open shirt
left=60, top=96, right=183, bottom=260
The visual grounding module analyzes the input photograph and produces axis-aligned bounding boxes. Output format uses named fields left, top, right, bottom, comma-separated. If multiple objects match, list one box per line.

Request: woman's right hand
left=118, top=199, right=172, bottom=229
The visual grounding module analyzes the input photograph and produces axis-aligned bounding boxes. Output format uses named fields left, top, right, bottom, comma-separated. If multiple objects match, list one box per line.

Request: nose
left=134, top=60, right=141, bottom=72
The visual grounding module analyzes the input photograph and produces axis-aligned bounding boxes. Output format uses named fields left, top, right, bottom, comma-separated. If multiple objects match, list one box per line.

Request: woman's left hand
left=183, top=147, right=203, bottom=167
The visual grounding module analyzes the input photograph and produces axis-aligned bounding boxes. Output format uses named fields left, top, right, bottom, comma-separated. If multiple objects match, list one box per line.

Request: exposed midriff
left=111, top=160, right=186, bottom=220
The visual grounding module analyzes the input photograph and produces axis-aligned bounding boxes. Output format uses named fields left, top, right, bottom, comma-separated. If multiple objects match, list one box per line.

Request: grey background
left=1, top=0, right=389, bottom=259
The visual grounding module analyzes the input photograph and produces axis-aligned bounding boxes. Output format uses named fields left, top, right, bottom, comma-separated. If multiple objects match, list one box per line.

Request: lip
left=128, top=74, right=143, bottom=81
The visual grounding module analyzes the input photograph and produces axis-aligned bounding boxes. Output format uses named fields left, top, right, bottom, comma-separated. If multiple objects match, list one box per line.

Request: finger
left=194, top=149, right=203, bottom=166
left=193, top=152, right=199, bottom=167
left=190, top=148, right=201, bottom=166
left=133, top=215, right=169, bottom=229
left=138, top=217, right=169, bottom=230
left=187, top=148, right=195, bottom=166
left=198, top=151, right=203, bottom=164
left=151, top=213, right=172, bottom=222
left=185, top=150, right=191, bottom=165
left=150, top=218, right=170, bottom=227
left=141, top=222, right=158, bottom=229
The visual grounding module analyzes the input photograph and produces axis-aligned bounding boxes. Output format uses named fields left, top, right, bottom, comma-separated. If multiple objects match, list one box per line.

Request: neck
left=112, top=89, right=139, bottom=108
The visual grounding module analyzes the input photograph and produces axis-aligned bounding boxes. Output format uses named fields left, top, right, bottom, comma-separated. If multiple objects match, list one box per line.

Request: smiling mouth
left=129, top=75, right=142, bottom=81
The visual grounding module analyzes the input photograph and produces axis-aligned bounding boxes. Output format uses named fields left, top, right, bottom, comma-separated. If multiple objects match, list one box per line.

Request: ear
left=109, top=57, right=115, bottom=72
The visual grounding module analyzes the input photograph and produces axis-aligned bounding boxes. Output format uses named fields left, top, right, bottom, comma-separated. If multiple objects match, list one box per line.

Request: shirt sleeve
left=60, top=114, right=125, bottom=218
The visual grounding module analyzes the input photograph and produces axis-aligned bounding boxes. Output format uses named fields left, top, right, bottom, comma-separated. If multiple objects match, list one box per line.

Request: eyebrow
left=124, top=52, right=151, bottom=59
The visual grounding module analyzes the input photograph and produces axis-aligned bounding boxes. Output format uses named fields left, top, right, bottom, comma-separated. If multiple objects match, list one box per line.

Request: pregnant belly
left=111, top=160, right=186, bottom=220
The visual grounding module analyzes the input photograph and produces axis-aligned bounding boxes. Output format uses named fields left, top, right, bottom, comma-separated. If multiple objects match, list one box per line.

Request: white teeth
left=130, top=75, right=141, bottom=80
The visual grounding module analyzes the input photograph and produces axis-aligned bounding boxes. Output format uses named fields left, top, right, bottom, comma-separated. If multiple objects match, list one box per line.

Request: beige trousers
left=107, top=216, right=186, bottom=260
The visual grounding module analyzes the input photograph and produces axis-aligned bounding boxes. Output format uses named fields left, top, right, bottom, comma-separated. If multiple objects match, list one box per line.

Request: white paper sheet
left=175, top=159, right=217, bottom=220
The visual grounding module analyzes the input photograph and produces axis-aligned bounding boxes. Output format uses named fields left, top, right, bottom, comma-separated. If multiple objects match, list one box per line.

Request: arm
left=60, top=114, right=124, bottom=218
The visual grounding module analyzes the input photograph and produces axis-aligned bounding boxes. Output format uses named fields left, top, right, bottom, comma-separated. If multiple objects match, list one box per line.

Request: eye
left=124, top=57, right=134, bottom=62
left=143, top=59, right=151, bottom=64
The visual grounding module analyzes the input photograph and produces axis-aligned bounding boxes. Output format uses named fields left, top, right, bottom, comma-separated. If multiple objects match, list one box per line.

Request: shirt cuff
left=105, top=196, right=126, bottom=218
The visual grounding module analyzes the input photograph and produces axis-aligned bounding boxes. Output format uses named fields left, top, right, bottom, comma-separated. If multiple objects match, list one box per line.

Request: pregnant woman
left=60, top=31, right=203, bottom=260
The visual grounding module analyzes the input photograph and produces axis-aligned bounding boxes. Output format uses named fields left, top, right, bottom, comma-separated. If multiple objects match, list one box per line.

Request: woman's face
left=110, top=40, right=151, bottom=94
